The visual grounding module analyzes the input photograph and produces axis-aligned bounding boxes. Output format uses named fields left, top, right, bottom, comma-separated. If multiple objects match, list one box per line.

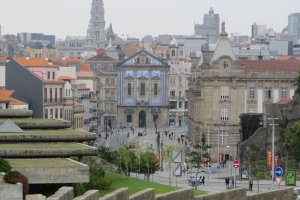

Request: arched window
left=171, top=49, right=176, bottom=57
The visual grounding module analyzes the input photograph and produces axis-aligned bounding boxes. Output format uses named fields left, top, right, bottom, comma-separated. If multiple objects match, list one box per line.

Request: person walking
left=199, top=176, right=202, bottom=186
left=249, top=179, right=253, bottom=191
left=202, top=176, right=205, bottom=186
left=225, top=177, right=229, bottom=189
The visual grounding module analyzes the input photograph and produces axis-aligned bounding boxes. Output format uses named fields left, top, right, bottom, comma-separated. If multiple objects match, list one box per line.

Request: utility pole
left=268, top=117, right=278, bottom=190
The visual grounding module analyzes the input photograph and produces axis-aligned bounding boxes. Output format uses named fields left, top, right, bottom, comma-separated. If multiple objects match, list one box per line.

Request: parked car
left=294, top=187, right=300, bottom=199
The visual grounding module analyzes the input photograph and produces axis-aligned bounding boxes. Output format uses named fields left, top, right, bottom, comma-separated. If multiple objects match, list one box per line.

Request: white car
left=294, top=187, right=300, bottom=199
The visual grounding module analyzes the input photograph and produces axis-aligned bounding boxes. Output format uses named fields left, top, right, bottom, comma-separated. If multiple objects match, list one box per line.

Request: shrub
left=0, top=158, right=12, bottom=173
left=4, top=171, right=29, bottom=199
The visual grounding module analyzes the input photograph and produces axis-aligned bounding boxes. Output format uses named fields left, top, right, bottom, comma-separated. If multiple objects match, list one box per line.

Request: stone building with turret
left=187, top=22, right=300, bottom=161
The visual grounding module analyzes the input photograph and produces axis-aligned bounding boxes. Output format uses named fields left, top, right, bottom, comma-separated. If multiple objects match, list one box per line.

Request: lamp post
left=268, top=117, right=278, bottom=190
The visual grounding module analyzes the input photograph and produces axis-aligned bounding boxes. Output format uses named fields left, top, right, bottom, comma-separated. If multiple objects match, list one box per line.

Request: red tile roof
left=0, top=90, right=28, bottom=105
left=0, top=57, right=6, bottom=62
left=14, top=57, right=57, bottom=68
left=50, top=57, right=91, bottom=72
left=278, top=56, right=300, bottom=60
left=87, top=53, right=116, bottom=62
left=236, top=60, right=300, bottom=73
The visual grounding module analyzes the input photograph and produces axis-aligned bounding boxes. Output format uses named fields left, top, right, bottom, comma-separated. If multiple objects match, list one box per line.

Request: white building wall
left=58, top=67, right=77, bottom=79
left=273, top=89, right=279, bottom=103
left=0, top=65, right=5, bottom=87
left=290, top=89, right=295, bottom=99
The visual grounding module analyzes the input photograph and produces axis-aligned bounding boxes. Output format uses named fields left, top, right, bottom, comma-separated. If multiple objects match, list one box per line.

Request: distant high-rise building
left=86, top=0, right=106, bottom=50
left=17, top=32, right=55, bottom=45
left=194, top=7, right=220, bottom=42
left=288, top=13, right=300, bottom=41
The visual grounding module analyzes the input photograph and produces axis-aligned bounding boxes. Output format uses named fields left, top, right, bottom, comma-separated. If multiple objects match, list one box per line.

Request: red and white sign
left=276, top=177, right=282, bottom=185
left=233, top=160, right=240, bottom=168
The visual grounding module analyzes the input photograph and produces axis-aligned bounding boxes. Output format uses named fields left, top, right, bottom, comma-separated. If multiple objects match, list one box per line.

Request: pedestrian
left=182, top=168, right=186, bottom=176
left=202, top=176, right=205, bottom=186
left=199, top=176, right=202, bottom=185
left=185, top=141, right=187, bottom=146
left=127, top=132, right=129, bottom=138
left=249, top=179, right=253, bottom=191
left=191, top=176, right=195, bottom=187
left=231, top=179, right=234, bottom=188
left=225, top=178, right=229, bottom=189
left=177, top=137, right=180, bottom=144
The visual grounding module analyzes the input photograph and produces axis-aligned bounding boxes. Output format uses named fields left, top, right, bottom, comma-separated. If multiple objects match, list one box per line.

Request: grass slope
left=101, top=171, right=206, bottom=197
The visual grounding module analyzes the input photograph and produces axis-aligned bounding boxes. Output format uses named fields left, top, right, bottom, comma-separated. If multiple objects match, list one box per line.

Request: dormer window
left=171, top=50, right=176, bottom=57
left=136, top=57, right=140, bottom=64
left=223, top=61, right=229, bottom=69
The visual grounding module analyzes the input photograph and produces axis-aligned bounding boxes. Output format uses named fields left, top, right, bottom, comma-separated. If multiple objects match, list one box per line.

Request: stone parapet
left=129, top=188, right=155, bottom=200
left=0, top=109, right=33, bottom=118
left=0, top=182, right=23, bottom=200
left=194, top=188, right=247, bottom=200
left=246, top=188, right=294, bottom=200
left=26, top=194, right=47, bottom=200
left=47, top=187, right=74, bottom=200
left=99, top=188, right=129, bottom=200
left=155, top=188, right=194, bottom=200
left=73, top=190, right=99, bottom=200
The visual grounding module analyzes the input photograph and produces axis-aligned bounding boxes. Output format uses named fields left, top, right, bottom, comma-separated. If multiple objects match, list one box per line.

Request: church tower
left=86, top=0, right=106, bottom=50
left=169, top=36, right=179, bottom=60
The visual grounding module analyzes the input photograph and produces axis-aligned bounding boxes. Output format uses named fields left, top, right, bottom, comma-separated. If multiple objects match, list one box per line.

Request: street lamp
left=268, top=117, right=278, bottom=190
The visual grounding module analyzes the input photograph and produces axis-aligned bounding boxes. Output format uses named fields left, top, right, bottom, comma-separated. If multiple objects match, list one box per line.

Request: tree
left=4, top=171, right=29, bottom=199
left=188, top=134, right=210, bottom=190
left=165, top=145, right=174, bottom=186
left=139, top=147, right=159, bottom=180
left=280, top=121, right=300, bottom=162
left=245, top=147, right=269, bottom=192
left=0, top=158, right=12, bottom=173
left=295, top=72, right=300, bottom=96
left=98, top=145, right=115, bottom=163
left=27, top=41, right=43, bottom=49
left=46, top=43, right=55, bottom=49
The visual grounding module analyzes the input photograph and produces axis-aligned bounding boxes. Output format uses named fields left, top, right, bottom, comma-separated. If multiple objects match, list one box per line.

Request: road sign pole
left=234, top=167, right=236, bottom=189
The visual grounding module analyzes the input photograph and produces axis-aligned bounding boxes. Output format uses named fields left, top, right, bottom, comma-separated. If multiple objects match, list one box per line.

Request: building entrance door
left=139, top=111, right=146, bottom=128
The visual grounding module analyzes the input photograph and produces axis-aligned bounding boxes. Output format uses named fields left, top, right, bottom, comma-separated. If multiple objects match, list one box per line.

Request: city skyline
left=0, top=0, right=299, bottom=39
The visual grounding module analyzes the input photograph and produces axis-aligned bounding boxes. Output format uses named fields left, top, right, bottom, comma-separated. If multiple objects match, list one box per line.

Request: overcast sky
left=0, top=0, right=299, bottom=39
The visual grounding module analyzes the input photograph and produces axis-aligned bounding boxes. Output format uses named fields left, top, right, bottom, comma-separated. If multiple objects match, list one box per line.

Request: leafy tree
left=140, top=147, right=159, bottom=180
left=245, top=147, right=269, bottom=192
left=280, top=121, right=300, bottom=162
left=188, top=134, right=210, bottom=190
left=27, top=41, right=43, bottom=49
left=165, top=145, right=174, bottom=186
left=0, top=158, right=12, bottom=173
left=46, top=43, right=55, bottom=49
left=98, top=145, right=115, bottom=163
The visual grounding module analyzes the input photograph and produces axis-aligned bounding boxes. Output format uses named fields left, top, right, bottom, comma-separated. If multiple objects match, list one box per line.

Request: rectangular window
left=179, top=102, right=182, bottom=108
left=55, top=88, right=58, bottom=102
left=49, top=88, right=52, bottom=102
left=50, top=108, right=53, bottom=118
left=44, top=88, right=47, bottom=102
left=265, top=87, right=272, bottom=101
left=127, top=115, right=132, bottom=123
left=55, top=108, right=58, bottom=118
left=47, top=71, right=50, bottom=79
left=140, top=82, right=145, bottom=96
left=179, top=91, right=182, bottom=98
left=170, top=90, right=175, bottom=97
left=219, top=130, right=229, bottom=146
left=105, top=78, right=109, bottom=85
left=185, top=101, right=188, bottom=109
left=105, top=89, right=109, bottom=95
left=220, top=107, right=229, bottom=121
left=249, top=86, right=256, bottom=99
left=111, top=78, right=115, bottom=85
left=60, top=108, right=63, bottom=119
left=52, top=72, right=55, bottom=80
left=169, top=101, right=177, bottom=109
left=221, top=86, right=229, bottom=100
left=128, top=83, right=131, bottom=96
left=60, top=88, right=63, bottom=101
left=45, top=109, right=48, bottom=119
left=280, top=87, right=288, bottom=99
left=154, top=83, right=158, bottom=96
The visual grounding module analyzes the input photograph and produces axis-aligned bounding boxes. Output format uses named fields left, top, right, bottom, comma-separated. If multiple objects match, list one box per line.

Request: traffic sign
left=233, top=160, right=240, bottom=168
left=276, top=177, right=282, bottom=185
left=275, top=167, right=283, bottom=177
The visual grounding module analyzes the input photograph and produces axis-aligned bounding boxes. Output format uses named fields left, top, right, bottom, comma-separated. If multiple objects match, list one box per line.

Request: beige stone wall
left=99, top=188, right=129, bottom=200
left=246, top=188, right=293, bottom=200
left=0, top=183, right=23, bottom=200
left=73, top=190, right=99, bottom=200
left=47, top=187, right=74, bottom=200
left=194, top=188, right=246, bottom=200
left=129, top=188, right=155, bottom=200
left=155, top=188, right=194, bottom=200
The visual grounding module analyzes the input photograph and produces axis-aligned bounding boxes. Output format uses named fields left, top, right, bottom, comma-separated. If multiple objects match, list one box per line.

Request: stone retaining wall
left=47, top=187, right=74, bottom=200
left=99, top=188, right=129, bottom=200
left=129, top=188, right=155, bottom=200
left=155, top=188, right=194, bottom=200
left=26, top=194, right=46, bottom=200
left=73, top=190, right=99, bottom=200
left=0, top=183, right=23, bottom=200
left=246, top=188, right=294, bottom=200
left=194, top=188, right=246, bottom=200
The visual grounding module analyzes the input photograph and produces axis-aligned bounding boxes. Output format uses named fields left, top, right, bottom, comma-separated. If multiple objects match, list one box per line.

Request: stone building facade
left=187, top=23, right=300, bottom=161
left=167, top=37, right=191, bottom=126
left=117, top=50, right=169, bottom=128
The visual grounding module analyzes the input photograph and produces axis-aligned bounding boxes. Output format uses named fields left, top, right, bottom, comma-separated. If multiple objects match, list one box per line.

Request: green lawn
left=8, top=158, right=80, bottom=167
left=0, top=143, right=94, bottom=150
left=0, top=118, right=66, bottom=123
left=100, top=172, right=207, bottom=197
left=0, top=130, right=93, bottom=136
